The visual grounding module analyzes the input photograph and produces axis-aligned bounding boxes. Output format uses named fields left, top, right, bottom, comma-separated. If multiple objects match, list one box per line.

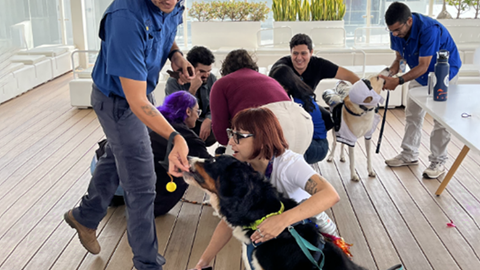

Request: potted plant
left=189, top=1, right=270, bottom=50
left=438, top=0, right=480, bottom=26
left=273, top=0, right=346, bottom=36
left=472, top=0, right=480, bottom=19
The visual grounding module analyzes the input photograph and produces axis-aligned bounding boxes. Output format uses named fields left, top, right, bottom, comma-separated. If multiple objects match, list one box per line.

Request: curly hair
left=269, top=64, right=316, bottom=113
left=158, top=91, right=197, bottom=124
left=186, top=46, right=215, bottom=67
left=220, top=49, right=258, bottom=76
left=290, top=33, right=313, bottom=51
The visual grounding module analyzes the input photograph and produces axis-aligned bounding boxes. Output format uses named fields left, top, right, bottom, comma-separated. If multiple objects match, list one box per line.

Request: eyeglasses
left=385, top=22, right=406, bottom=34
left=196, top=109, right=202, bottom=115
left=226, top=128, right=254, bottom=144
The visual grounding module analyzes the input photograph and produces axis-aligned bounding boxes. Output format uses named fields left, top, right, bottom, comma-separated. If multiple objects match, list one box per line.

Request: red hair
left=231, top=107, right=288, bottom=160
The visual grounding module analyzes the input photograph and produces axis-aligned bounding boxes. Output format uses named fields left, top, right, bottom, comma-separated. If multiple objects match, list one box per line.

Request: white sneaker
left=423, top=162, right=446, bottom=179
left=385, top=154, right=418, bottom=167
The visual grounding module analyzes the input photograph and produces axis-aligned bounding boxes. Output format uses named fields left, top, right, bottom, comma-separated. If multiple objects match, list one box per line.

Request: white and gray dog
left=322, top=68, right=389, bottom=181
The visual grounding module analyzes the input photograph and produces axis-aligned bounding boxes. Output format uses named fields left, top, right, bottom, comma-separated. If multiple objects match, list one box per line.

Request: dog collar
left=344, top=103, right=375, bottom=117
left=243, top=202, right=284, bottom=230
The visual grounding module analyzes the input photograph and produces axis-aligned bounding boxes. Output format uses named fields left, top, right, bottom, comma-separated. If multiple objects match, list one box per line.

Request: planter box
left=273, top=20, right=344, bottom=36
left=437, top=19, right=480, bottom=64
left=273, top=21, right=345, bottom=48
left=438, top=19, right=480, bottom=27
left=191, top=21, right=261, bottom=50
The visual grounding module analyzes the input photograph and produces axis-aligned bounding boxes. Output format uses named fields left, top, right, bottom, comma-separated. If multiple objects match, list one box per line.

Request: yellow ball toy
left=166, top=173, right=177, bottom=192
left=166, top=182, right=177, bottom=192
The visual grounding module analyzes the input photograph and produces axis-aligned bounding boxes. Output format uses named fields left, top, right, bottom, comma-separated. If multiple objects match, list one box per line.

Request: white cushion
left=69, top=79, right=93, bottom=108
left=10, top=55, right=47, bottom=65
left=76, top=67, right=94, bottom=79
left=0, top=63, right=25, bottom=77
left=17, top=46, right=69, bottom=57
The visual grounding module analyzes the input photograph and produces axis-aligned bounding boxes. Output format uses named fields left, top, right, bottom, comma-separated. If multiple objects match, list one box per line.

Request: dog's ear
left=361, top=79, right=373, bottom=90
left=201, top=156, right=237, bottom=181
left=209, top=157, right=278, bottom=226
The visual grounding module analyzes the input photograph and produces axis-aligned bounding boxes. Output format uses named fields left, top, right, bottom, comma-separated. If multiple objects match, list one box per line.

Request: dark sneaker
left=109, top=195, right=125, bottom=207
left=64, top=210, right=101, bottom=254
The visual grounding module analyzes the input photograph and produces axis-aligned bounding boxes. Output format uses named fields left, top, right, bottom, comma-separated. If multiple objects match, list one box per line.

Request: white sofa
left=69, top=50, right=98, bottom=108
left=69, top=50, right=173, bottom=108
left=0, top=45, right=77, bottom=105
left=17, top=45, right=74, bottom=78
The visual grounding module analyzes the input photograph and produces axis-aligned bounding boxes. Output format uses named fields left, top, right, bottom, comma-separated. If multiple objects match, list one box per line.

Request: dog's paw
left=327, top=156, right=334, bottom=162
left=368, top=170, right=376, bottom=177
left=340, top=156, right=346, bottom=162
left=351, top=174, right=360, bottom=182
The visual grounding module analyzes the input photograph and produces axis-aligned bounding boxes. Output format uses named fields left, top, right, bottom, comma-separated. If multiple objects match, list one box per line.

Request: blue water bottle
left=433, top=50, right=450, bottom=101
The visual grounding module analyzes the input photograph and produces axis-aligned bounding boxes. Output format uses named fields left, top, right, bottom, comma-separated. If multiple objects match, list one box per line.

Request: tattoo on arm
left=141, top=105, right=160, bottom=117
left=305, top=178, right=318, bottom=194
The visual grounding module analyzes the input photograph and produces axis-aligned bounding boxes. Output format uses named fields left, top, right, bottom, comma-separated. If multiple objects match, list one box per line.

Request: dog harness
left=337, top=111, right=381, bottom=148
left=331, top=102, right=381, bottom=148
left=243, top=202, right=285, bottom=231
left=244, top=210, right=326, bottom=270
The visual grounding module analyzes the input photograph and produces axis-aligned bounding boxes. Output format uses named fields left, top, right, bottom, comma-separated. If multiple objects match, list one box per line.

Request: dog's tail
left=322, top=89, right=343, bottom=108
left=322, top=81, right=351, bottom=108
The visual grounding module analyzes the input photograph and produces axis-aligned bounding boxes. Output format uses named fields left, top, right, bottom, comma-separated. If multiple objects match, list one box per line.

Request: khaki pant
left=401, top=76, right=458, bottom=163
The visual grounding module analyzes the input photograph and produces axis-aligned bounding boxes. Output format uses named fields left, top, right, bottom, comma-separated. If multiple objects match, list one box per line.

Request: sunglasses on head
left=226, top=128, right=254, bottom=144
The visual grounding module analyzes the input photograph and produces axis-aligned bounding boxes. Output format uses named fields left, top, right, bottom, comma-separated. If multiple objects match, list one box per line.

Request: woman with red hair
left=193, top=107, right=340, bottom=270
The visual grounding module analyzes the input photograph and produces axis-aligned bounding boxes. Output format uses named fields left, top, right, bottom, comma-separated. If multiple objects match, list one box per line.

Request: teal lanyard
left=288, top=225, right=325, bottom=269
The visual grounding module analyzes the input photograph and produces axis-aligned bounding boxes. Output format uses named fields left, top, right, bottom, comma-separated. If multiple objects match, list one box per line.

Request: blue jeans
left=72, top=86, right=164, bottom=270
left=304, top=138, right=329, bottom=164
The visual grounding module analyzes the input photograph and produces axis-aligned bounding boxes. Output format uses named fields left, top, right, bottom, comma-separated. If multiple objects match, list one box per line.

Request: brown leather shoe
left=64, top=210, right=101, bottom=254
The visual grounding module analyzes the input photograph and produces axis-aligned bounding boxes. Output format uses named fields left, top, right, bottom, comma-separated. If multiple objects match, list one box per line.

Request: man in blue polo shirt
left=63, top=0, right=193, bottom=269
left=381, top=2, right=462, bottom=179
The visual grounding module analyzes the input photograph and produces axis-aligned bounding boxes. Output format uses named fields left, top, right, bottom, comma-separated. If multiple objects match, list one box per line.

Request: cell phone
left=166, top=70, right=181, bottom=79
left=201, top=267, right=213, bottom=270
left=167, top=67, right=194, bottom=79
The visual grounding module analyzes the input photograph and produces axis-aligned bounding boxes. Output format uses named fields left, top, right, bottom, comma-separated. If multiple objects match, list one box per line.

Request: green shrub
left=272, top=0, right=345, bottom=21
left=272, top=0, right=297, bottom=21
left=188, top=1, right=270, bottom=22
left=251, top=2, right=271, bottom=21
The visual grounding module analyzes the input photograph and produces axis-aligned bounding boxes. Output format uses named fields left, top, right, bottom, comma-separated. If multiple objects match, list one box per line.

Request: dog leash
left=376, top=91, right=390, bottom=154
left=181, top=198, right=211, bottom=206
left=288, top=225, right=325, bottom=269
left=245, top=219, right=324, bottom=270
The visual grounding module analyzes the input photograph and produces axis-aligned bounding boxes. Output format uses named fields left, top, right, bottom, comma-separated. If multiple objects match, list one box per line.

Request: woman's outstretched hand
left=250, top=214, right=289, bottom=244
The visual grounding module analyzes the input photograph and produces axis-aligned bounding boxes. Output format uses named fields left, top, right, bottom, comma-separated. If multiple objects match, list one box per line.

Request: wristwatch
left=398, top=76, right=405, bottom=85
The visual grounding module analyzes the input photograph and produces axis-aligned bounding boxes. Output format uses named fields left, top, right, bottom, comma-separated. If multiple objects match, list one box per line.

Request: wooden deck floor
left=1, top=73, right=480, bottom=270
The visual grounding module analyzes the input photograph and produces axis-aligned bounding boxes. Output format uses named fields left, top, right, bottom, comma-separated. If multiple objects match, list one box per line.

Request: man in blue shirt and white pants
left=380, top=2, right=462, bottom=179
left=64, top=1, right=193, bottom=269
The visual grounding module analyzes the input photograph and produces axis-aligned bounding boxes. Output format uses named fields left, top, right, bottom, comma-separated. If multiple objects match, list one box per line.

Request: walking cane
left=376, top=90, right=390, bottom=154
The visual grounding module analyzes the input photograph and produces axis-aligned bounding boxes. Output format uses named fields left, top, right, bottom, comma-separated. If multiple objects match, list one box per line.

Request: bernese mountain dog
left=183, top=155, right=369, bottom=270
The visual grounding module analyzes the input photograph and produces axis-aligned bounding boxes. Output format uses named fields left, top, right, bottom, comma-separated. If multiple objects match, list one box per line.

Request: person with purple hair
left=105, top=91, right=212, bottom=216
left=150, top=91, right=212, bottom=216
